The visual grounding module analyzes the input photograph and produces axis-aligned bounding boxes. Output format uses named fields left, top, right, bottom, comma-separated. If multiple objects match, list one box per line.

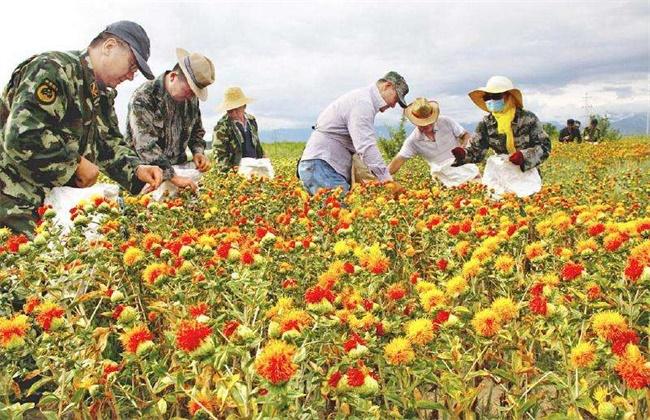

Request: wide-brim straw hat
left=468, top=75, right=523, bottom=112
left=404, top=97, right=440, bottom=126
left=176, top=48, right=215, bottom=101
left=217, top=87, right=255, bottom=112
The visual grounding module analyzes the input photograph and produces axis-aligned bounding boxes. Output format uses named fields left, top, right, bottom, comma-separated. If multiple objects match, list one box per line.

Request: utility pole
left=581, top=92, right=594, bottom=123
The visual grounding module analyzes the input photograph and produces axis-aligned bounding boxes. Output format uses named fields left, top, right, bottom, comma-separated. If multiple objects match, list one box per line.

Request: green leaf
left=415, top=400, right=447, bottom=411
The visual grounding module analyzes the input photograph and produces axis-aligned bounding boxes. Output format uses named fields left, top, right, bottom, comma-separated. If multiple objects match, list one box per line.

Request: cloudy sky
left=2, top=0, right=648, bottom=136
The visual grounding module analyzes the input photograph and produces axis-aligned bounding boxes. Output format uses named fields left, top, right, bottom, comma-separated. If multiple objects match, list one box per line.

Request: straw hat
left=468, top=76, right=523, bottom=112
left=176, top=48, right=215, bottom=101
left=217, top=87, right=255, bottom=112
left=404, top=97, right=440, bottom=126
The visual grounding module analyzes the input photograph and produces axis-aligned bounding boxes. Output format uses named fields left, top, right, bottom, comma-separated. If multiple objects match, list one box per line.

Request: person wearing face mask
left=127, top=49, right=215, bottom=191
left=297, top=71, right=409, bottom=196
left=0, top=21, right=163, bottom=235
left=451, top=76, right=551, bottom=173
left=211, top=87, right=266, bottom=172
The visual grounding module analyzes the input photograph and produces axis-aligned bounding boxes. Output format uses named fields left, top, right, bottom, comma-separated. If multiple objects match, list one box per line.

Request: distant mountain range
left=258, top=112, right=648, bottom=142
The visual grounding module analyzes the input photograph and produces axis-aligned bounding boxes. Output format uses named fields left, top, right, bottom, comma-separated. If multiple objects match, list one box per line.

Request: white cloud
left=1, top=0, right=648, bottom=136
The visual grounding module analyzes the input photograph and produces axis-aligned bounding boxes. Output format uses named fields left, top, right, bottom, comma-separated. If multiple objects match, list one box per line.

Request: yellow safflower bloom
left=384, top=337, right=415, bottom=365
left=419, top=288, right=447, bottom=312
left=491, top=297, right=518, bottom=322
left=445, top=276, right=468, bottom=298
left=405, top=318, right=434, bottom=345
left=570, top=342, right=596, bottom=369
left=123, top=247, right=144, bottom=266
left=494, top=255, right=515, bottom=274
left=461, top=259, right=482, bottom=279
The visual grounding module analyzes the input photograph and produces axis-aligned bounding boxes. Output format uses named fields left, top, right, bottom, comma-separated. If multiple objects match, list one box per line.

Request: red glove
left=451, top=147, right=466, bottom=167
left=451, top=147, right=466, bottom=160
left=509, top=151, right=524, bottom=166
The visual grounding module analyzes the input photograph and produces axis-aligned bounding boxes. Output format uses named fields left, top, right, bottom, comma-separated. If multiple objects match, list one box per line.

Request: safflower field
left=0, top=138, right=649, bottom=419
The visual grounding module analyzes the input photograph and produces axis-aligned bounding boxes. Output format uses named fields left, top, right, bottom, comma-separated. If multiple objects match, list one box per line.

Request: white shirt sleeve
left=447, top=116, right=466, bottom=139
left=347, top=101, right=392, bottom=182
left=398, top=129, right=419, bottom=159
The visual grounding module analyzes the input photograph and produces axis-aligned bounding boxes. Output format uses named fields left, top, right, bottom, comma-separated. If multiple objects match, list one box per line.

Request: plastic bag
left=238, top=158, right=275, bottom=180
left=144, top=163, right=203, bottom=201
left=44, top=183, right=120, bottom=236
left=429, top=158, right=480, bottom=187
left=481, top=154, right=541, bottom=199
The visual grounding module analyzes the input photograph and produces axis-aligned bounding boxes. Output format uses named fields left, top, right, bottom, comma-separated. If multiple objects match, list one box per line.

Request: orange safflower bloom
left=570, top=342, right=597, bottom=369
left=120, top=324, right=153, bottom=354
left=472, top=309, right=501, bottom=337
left=0, top=314, right=30, bottom=348
left=254, top=340, right=297, bottom=384
left=34, top=301, right=65, bottom=332
left=142, top=262, right=173, bottom=285
left=614, top=345, right=650, bottom=389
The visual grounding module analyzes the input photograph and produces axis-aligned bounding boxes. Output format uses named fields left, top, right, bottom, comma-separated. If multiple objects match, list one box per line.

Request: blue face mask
left=486, top=99, right=505, bottom=113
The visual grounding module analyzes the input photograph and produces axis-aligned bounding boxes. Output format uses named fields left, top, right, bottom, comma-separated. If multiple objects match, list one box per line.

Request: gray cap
left=383, top=71, right=409, bottom=108
left=104, top=20, right=154, bottom=80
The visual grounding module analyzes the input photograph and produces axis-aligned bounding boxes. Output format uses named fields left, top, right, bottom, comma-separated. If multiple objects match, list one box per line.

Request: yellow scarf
left=491, top=96, right=517, bottom=154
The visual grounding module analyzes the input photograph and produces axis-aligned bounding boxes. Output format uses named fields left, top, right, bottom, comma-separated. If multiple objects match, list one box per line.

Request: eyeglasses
left=483, top=93, right=504, bottom=101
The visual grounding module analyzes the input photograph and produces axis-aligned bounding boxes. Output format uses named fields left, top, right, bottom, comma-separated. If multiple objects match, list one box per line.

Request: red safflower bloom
left=6, top=234, right=29, bottom=253
left=346, top=367, right=365, bottom=387
left=608, top=327, right=639, bottom=356
left=506, top=224, right=518, bottom=236
left=328, top=371, right=342, bottom=388
left=176, top=320, right=213, bottom=352
left=409, top=272, right=420, bottom=284
left=587, top=284, right=601, bottom=300
left=530, top=282, right=544, bottom=296
left=375, top=322, right=385, bottom=337
left=447, top=224, right=461, bottom=236
left=112, top=304, right=125, bottom=320
left=189, top=303, right=209, bottom=319
left=216, top=242, right=231, bottom=259
left=343, top=333, right=366, bottom=353
left=304, top=285, right=335, bottom=304
left=254, top=340, right=297, bottom=385
left=23, top=296, right=41, bottom=314
left=282, top=278, right=298, bottom=289
left=436, top=259, right=449, bottom=271
left=241, top=250, right=255, bottom=265
left=343, top=262, right=355, bottom=274
left=561, top=262, right=584, bottom=281
left=529, top=295, right=547, bottom=316
left=587, top=223, right=605, bottom=236
left=386, top=283, right=406, bottom=301
left=222, top=321, right=240, bottom=338
left=624, top=258, right=643, bottom=282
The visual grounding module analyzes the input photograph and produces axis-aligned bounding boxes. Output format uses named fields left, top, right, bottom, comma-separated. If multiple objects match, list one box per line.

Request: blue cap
left=104, top=20, right=154, bottom=79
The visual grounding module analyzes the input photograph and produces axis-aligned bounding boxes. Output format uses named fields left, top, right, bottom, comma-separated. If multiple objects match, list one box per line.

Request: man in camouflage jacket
left=127, top=49, right=215, bottom=190
left=211, top=87, right=265, bottom=172
left=455, top=108, right=551, bottom=172
left=0, top=21, right=163, bottom=235
left=212, top=114, right=265, bottom=171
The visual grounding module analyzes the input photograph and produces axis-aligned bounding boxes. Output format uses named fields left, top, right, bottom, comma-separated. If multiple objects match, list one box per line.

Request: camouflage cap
left=382, top=71, right=409, bottom=108
left=104, top=20, right=154, bottom=79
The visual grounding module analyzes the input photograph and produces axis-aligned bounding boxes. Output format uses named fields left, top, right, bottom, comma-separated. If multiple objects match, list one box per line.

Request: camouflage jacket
left=211, top=113, right=264, bottom=171
left=463, top=108, right=551, bottom=172
left=583, top=126, right=601, bottom=142
left=0, top=50, right=143, bottom=208
left=126, top=72, right=206, bottom=180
